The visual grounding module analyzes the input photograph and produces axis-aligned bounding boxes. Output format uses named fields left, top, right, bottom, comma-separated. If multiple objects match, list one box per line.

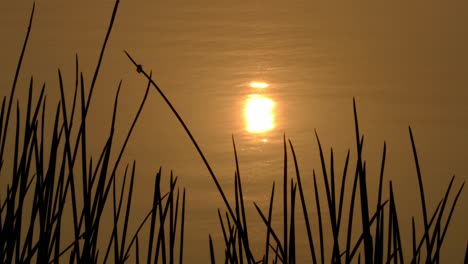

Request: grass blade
left=288, top=139, right=317, bottom=264
left=409, top=127, right=431, bottom=259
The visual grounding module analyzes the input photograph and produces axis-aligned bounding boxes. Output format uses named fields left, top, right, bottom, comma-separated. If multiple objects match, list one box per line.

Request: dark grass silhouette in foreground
left=1, top=2, right=466, bottom=263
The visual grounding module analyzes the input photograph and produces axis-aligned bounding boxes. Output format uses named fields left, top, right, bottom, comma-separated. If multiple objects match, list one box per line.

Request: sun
left=244, top=94, right=275, bottom=133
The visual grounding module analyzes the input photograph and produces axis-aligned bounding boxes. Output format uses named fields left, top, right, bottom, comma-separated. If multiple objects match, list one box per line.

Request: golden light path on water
left=244, top=81, right=276, bottom=136
left=249, top=81, right=269, bottom=89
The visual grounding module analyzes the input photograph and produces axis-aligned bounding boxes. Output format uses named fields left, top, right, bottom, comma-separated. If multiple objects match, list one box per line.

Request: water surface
left=1, top=0, right=467, bottom=262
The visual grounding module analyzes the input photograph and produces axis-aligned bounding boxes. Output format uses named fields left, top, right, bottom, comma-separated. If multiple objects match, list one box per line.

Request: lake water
left=1, top=0, right=467, bottom=262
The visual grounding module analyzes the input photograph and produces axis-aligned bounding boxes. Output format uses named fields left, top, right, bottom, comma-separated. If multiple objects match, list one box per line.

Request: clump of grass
left=0, top=2, right=185, bottom=263
left=127, top=50, right=466, bottom=264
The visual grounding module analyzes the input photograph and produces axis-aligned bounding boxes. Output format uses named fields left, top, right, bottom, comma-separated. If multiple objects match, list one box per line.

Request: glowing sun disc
left=244, top=95, right=275, bottom=133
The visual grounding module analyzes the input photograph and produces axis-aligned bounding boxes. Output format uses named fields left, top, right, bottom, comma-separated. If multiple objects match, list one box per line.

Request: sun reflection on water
left=244, top=94, right=275, bottom=133
left=249, top=81, right=269, bottom=89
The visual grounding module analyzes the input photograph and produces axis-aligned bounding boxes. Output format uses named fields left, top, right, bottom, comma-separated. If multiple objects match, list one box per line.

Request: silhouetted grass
left=127, top=48, right=466, bottom=263
left=0, top=2, right=185, bottom=263
left=1, top=1, right=466, bottom=264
